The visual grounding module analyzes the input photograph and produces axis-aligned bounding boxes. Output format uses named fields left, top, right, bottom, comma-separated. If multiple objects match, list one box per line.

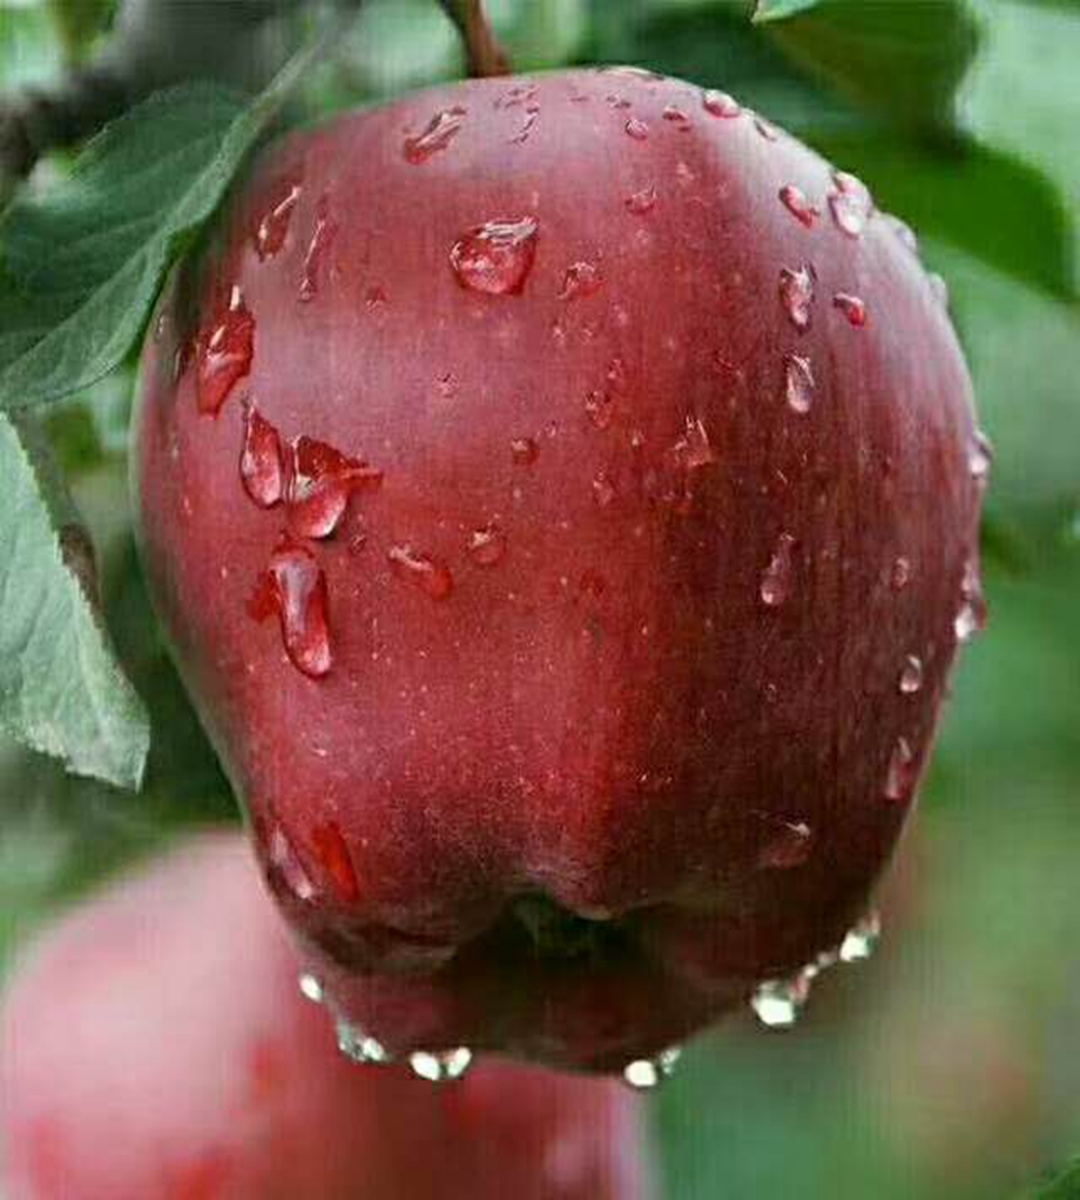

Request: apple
left=132, top=68, right=985, bottom=1071
left=0, top=833, right=653, bottom=1199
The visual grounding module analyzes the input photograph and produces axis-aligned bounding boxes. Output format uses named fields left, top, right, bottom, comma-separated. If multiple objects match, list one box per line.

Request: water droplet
left=240, top=402, right=284, bottom=508
left=510, top=108, right=539, bottom=144
left=779, top=184, right=818, bottom=228
left=311, top=820, right=359, bottom=902
left=759, top=820, right=814, bottom=869
left=928, top=272, right=949, bottom=307
left=299, top=197, right=337, bottom=302
left=625, top=185, right=657, bottom=215
left=592, top=472, right=616, bottom=508
left=388, top=546, right=453, bottom=600
left=779, top=264, right=816, bottom=331
left=968, top=430, right=993, bottom=482
left=832, top=292, right=867, bottom=327
left=196, top=288, right=254, bottom=416
left=336, top=1019, right=390, bottom=1065
left=584, top=389, right=614, bottom=430
left=622, top=1047, right=682, bottom=1090
left=833, top=169, right=871, bottom=203
left=607, top=356, right=628, bottom=390
left=891, top=556, right=912, bottom=591
left=450, top=216, right=539, bottom=295
left=250, top=539, right=332, bottom=678
left=285, top=436, right=382, bottom=540
left=884, top=735, right=916, bottom=802
left=702, top=89, right=741, bottom=118
left=559, top=261, right=602, bottom=301
left=754, top=116, right=779, bottom=142
left=760, top=533, right=796, bottom=607
left=511, top=436, right=539, bottom=465
left=467, top=523, right=506, bottom=566
left=839, top=912, right=881, bottom=963
left=751, top=970, right=814, bottom=1029
left=298, top=972, right=324, bottom=1003
left=365, top=285, right=388, bottom=310
left=253, top=177, right=301, bottom=261
left=888, top=215, right=918, bottom=252
left=625, top=117, right=649, bottom=141
left=436, top=371, right=458, bottom=400
left=954, top=559, right=987, bottom=643
left=673, top=415, right=717, bottom=470
left=662, top=105, right=690, bottom=129
left=408, top=1047, right=473, bottom=1083
left=403, top=105, right=466, bottom=164
left=784, top=354, right=814, bottom=414
left=899, top=654, right=924, bottom=695
left=828, top=190, right=868, bottom=238
left=268, top=825, right=315, bottom=900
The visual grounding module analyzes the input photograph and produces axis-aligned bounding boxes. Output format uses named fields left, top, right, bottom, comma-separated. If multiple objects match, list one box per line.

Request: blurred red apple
left=133, top=68, right=985, bottom=1070
left=0, top=834, right=653, bottom=1199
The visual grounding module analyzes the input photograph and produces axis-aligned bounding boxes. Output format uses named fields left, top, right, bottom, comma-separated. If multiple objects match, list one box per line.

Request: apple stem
left=438, top=0, right=512, bottom=78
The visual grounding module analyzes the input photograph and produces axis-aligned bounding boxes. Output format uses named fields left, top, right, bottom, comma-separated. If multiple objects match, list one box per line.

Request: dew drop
left=839, top=912, right=881, bottom=963
left=467, top=523, right=506, bottom=566
left=285, top=436, right=383, bottom=540
left=888, top=215, right=918, bottom=252
left=891, top=556, right=912, bottom=591
left=898, top=654, right=924, bottom=695
left=968, top=430, right=993, bottom=482
left=760, top=533, right=796, bottom=607
left=196, top=287, right=254, bottom=416
left=784, top=354, right=814, bottom=414
left=510, top=109, right=539, bottom=144
left=759, top=820, right=814, bottom=870
left=268, top=825, right=315, bottom=900
left=311, top=821, right=359, bottom=903
left=884, top=735, right=916, bottom=802
left=702, top=89, right=741, bottom=118
left=928, top=273, right=949, bottom=307
left=388, top=545, right=453, bottom=600
left=954, top=559, right=987, bottom=643
left=298, top=972, right=324, bottom=1004
left=625, top=185, right=658, bottom=215
left=751, top=970, right=814, bottom=1029
left=450, top=216, right=539, bottom=295
left=829, top=190, right=868, bottom=238
left=365, top=285, right=388, bottom=311
left=662, top=105, right=690, bottom=129
left=673, top=415, right=717, bottom=470
left=584, top=389, right=614, bottom=430
left=511, top=436, right=539, bottom=465
left=622, top=1047, right=682, bottom=1091
left=409, top=1047, right=473, bottom=1083
left=625, top=117, right=649, bottom=141
left=250, top=539, right=332, bottom=678
left=403, top=105, right=466, bottom=164
left=336, top=1019, right=391, bottom=1065
left=779, top=264, right=815, bottom=331
left=833, top=292, right=867, bottom=327
left=754, top=116, right=779, bottom=142
left=592, top=472, right=616, bottom=508
left=240, top=402, right=284, bottom=508
left=559, top=261, right=602, bottom=301
left=779, top=184, right=818, bottom=228
left=299, top=197, right=338, bottom=302
left=253, top=177, right=301, bottom=260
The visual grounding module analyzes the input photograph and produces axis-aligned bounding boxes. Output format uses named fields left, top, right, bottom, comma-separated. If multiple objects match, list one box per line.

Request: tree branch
left=439, top=0, right=510, bottom=78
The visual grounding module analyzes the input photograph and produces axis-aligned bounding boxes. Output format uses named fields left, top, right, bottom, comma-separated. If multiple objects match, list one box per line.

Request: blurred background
left=1, top=1, right=1078, bottom=1197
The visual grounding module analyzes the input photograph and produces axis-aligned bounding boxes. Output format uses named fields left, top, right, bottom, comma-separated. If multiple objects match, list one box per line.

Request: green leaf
left=753, top=0, right=820, bottom=21
left=809, top=130, right=1075, bottom=299
left=0, top=29, right=323, bottom=418
left=764, top=0, right=979, bottom=132
left=0, top=414, right=148, bottom=788
left=1027, top=1161, right=1080, bottom=1198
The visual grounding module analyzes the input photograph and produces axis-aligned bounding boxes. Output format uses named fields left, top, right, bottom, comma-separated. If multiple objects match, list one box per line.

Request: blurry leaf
left=490, top=0, right=589, bottom=70
left=753, top=0, right=820, bottom=20
left=765, top=0, right=978, bottom=132
left=0, top=28, right=326, bottom=418
left=46, top=0, right=114, bottom=63
left=0, top=415, right=148, bottom=788
left=810, top=130, right=1074, bottom=299
left=0, top=2, right=62, bottom=89
left=1029, top=1161, right=1080, bottom=1198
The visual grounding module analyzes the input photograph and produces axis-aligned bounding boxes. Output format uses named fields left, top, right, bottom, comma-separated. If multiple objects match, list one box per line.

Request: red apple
left=0, top=833, right=653, bottom=1199
left=132, top=68, right=985, bottom=1070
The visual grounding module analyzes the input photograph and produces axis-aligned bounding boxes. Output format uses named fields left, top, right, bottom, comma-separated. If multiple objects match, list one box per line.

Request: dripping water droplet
left=268, top=825, right=315, bottom=900
left=832, top=292, right=867, bottom=327
left=779, top=184, right=818, bottom=228
left=450, top=216, right=539, bottom=295
left=898, top=654, right=924, bottom=695
left=285, top=436, right=383, bottom=540
left=884, top=735, right=916, bottom=802
left=299, top=197, right=338, bottom=302
left=559, top=261, right=602, bottom=301
left=250, top=539, right=332, bottom=678
left=779, top=264, right=816, bottom=331
left=511, top=436, right=539, bottom=465
left=968, top=430, right=993, bottom=482
left=298, top=972, right=324, bottom=1004
left=928, top=273, right=949, bottom=307
left=409, top=1048, right=473, bottom=1083
left=592, top=472, right=616, bottom=508
left=336, top=1019, right=390, bottom=1065
left=403, top=106, right=466, bottom=163
left=759, top=820, right=814, bottom=870
left=311, top=821, right=359, bottom=903
left=196, top=287, right=254, bottom=416
left=467, top=523, right=506, bottom=566
left=624, top=117, right=649, bottom=141
left=754, top=116, right=779, bottom=141
left=784, top=354, right=814, bottom=414
left=891, top=556, right=912, bottom=591
left=625, top=185, right=657, bottom=215
left=760, top=533, right=796, bottom=606
left=254, top=177, right=301, bottom=260
left=584, top=389, right=614, bottom=430
left=839, top=912, right=881, bottom=963
left=622, top=1047, right=682, bottom=1091
left=954, top=559, right=987, bottom=643
left=240, top=401, right=284, bottom=508
left=388, top=546, right=453, bottom=600
left=702, top=89, right=741, bottom=118
left=751, top=969, right=814, bottom=1029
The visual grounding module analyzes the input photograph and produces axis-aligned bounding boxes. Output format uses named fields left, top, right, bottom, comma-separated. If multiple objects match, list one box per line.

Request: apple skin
left=132, top=68, right=984, bottom=1068
left=0, top=834, right=653, bottom=1200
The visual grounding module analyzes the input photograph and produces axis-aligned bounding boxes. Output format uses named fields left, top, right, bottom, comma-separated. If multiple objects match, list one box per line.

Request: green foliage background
left=1, top=1, right=1078, bottom=1196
